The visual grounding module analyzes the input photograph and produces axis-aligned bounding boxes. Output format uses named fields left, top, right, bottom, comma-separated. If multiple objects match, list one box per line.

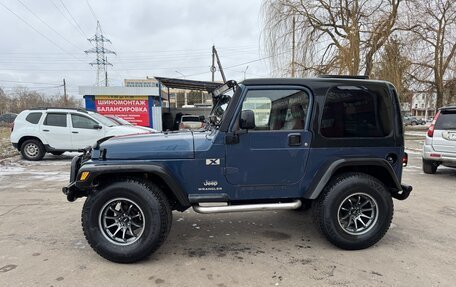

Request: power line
left=58, top=0, right=89, bottom=39
left=47, top=0, right=88, bottom=41
left=15, top=0, right=84, bottom=52
left=0, top=2, right=74, bottom=55
left=0, top=79, right=61, bottom=85
left=85, top=0, right=97, bottom=21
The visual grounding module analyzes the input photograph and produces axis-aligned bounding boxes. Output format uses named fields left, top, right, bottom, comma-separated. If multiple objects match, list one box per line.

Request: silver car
left=178, top=115, right=204, bottom=130
left=422, top=106, right=456, bottom=173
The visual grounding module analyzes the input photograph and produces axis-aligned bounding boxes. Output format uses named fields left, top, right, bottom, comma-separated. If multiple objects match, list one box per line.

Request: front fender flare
left=75, top=163, right=190, bottom=208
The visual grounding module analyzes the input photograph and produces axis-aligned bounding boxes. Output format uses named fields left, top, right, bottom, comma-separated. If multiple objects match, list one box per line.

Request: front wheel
left=312, top=172, right=393, bottom=250
left=81, top=178, right=172, bottom=263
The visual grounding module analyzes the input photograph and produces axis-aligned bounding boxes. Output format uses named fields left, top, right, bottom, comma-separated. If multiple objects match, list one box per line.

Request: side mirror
left=239, top=110, right=255, bottom=130
left=93, top=124, right=102, bottom=129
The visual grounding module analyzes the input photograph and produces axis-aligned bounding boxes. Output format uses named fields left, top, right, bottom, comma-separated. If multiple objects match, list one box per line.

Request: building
left=410, top=93, right=436, bottom=119
left=124, top=78, right=159, bottom=88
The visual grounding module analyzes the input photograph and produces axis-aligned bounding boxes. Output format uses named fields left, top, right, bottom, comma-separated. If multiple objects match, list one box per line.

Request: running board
left=192, top=200, right=302, bottom=214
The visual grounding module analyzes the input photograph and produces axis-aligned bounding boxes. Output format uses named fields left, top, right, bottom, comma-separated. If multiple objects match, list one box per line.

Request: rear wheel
left=422, top=159, right=438, bottom=174
left=20, top=139, right=45, bottom=161
left=81, top=178, right=172, bottom=263
left=312, top=172, right=393, bottom=250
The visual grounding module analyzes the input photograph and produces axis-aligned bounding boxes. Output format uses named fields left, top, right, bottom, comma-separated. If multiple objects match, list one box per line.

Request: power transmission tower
left=85, top=21, right=116, bottom=86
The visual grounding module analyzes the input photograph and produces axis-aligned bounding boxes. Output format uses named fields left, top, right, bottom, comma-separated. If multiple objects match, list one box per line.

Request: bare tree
left=408, top=0, right=456, bottom=108
left=1, top=87, right=81, bottom=114
left=373, top=37, right=412, bottom=103
left=262, top=0, right=402, bottom=77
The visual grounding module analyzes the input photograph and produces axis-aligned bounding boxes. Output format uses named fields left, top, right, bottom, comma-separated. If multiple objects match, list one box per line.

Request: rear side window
left=44, top=113, right=67, bottom=127
left=25, top=112, right=42, bottom=124
left=435, top=111, right=456, bottom=130
left=320, top=85, right=393, bottom=138
left=71, top=114, right=98, bottom=129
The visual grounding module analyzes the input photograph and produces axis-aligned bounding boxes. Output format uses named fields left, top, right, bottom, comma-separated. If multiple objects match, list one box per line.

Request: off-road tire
left=422, top=159, right=438, bottom=174
left=312, top=172, right=393, bottom=250
left=81, top=178, right=172, bottom=263
left=20, top=139, right=45, bottom=161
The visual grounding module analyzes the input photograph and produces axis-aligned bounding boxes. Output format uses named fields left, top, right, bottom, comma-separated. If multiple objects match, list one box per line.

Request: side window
left=320, top=85, right=393, bottom=138
left=44, top=113, right=67, bottom=127
left=25, top=112, right=42, bottom=124
left=71, top=114, right=98, bottom=129
left=241, top=89, right=309, bottom=130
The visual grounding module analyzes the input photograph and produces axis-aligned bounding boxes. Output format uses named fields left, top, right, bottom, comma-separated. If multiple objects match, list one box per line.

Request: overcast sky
left=0, top=0, right=269, bottom=96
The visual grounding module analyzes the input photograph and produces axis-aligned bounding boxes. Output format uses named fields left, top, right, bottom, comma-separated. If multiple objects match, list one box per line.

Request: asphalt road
left=0, top=139, right=455, bottom=286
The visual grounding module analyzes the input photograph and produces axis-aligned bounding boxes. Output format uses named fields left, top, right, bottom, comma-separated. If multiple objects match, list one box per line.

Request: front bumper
left=62, top=154, right=86, bottom=202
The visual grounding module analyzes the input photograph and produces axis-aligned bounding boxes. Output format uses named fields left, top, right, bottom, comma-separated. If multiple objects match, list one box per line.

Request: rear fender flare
left=305, top=158, right=402, bottom=199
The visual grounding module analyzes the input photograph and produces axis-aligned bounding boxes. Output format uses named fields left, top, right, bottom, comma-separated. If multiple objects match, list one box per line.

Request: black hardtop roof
left=241, top=77, right=392, bottom=88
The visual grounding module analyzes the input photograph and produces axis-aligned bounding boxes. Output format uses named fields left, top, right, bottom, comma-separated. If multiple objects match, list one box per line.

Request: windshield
left=90, top=113, right=116, bottom=127
left=210, top=88, right=235, bottom=125
left=113, top=116, right=133, bottom=125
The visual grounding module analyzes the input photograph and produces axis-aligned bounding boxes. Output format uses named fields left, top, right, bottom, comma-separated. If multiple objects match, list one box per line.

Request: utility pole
left=85, top=21, right=116, bottom=86
left=211, top=46, right=226, bottom=82
left=211, top=46, right=216, bottom=82
left=63, top=78, right=67, bottom=106
left=291, top=16, right=296, bottom=78
left=244, top=65, right=249, bottom=80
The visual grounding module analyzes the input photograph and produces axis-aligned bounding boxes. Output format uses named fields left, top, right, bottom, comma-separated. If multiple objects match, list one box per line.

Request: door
left=70, top=114, right=105, bottom=149
left=225, top=87, right=312, bottom=186
left=40, top=113, right=71, bottom=149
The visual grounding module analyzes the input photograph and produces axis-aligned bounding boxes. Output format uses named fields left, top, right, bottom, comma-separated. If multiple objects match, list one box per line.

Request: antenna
left=85, top=21, right=116, bottom=86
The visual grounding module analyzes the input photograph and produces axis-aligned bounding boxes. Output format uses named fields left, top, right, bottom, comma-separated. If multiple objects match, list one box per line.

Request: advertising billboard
left=94, top=96, right=150, bottom=126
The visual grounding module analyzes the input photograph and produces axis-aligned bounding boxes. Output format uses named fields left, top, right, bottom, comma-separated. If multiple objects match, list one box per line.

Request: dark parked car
left=0, top=113, right=17, bottom=126
left=403, top=116, right=426, bottom=126
left=63, top=76, right=412, bottom=263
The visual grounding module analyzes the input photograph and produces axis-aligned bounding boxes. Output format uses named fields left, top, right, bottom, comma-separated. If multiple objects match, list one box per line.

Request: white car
left=422, top=106, right=456, bottom=173
left=11, top=108, right=151, bottom=161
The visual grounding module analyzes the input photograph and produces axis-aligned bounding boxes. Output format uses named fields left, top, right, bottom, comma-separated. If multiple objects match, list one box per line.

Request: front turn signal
left=79, top=171, right=90, bottom=181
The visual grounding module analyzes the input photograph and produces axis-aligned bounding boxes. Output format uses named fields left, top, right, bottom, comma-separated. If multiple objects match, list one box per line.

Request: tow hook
left=62, top=182, right=82, bottom=202
left=392, top=184, right=413, bottom=200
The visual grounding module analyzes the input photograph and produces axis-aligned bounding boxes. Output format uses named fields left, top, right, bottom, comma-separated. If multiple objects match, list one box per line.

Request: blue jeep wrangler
left=63, top=77, right=412, bottom=263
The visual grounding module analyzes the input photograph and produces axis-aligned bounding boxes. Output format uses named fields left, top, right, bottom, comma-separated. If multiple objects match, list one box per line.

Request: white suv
left=423, top=106, right=456, bottom=173
left=11, top=108, right=151, bottom=161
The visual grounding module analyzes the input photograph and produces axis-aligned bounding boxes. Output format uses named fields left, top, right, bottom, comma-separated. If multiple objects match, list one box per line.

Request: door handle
left=43, top=129, right=49, bottom=132
left=72, top=131, right=79, bottom=134
left=288, top=133, right=301, bottom=146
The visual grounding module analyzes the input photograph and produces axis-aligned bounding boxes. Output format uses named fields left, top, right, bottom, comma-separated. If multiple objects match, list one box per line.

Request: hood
left=97, top=130, right=196, bottom=160
left=106, top=125, right=151, bottom=136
